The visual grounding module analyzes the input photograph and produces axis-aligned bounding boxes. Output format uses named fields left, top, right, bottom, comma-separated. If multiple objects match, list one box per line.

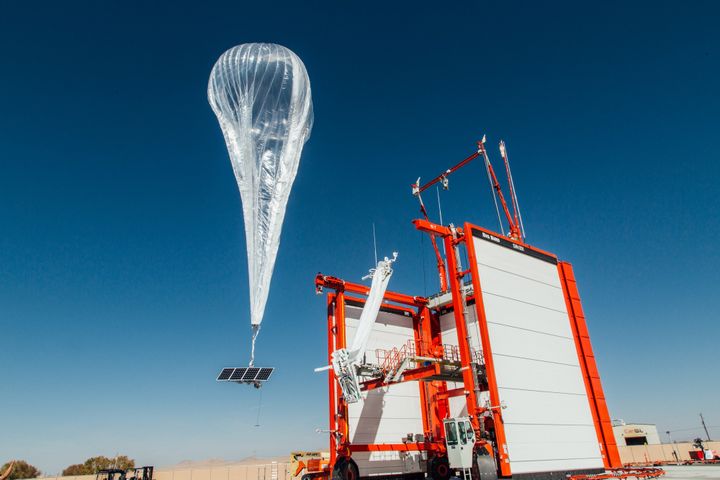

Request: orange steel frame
left=413, top=219, right=514, bottom=476
left=412, top=218, right=621, bottom=476
left=558, top=263, right=622, bottom=469
left=463, top=224, right=512, bottom=476
left=321, top=285, right=441, bottom=460
left=316, top=273, right=492, bottom=471
left=317, top=217, right=620, bottom=477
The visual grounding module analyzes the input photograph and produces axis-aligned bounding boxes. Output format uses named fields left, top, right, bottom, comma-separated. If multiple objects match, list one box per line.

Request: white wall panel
left=505, top=458, right=605, bottom=475
left=474, top=240, right=561, bottom=285
left=492, top=356, right=586, bottom=394
left=497, top=388, right=595, bottom=426
left=344, top=304, right=424, bottom=475
left=472, top=235, right=603, bottom=474
left=503, top=423, right=602, bottom=445
left=488, top=324, right=579, bottom=366
left=483, top=293, right=573, bottom=338
left=478, top=266, right=567, bottom=312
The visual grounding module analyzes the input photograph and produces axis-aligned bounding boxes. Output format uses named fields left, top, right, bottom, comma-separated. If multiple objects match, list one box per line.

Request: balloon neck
left=249, top=324, right=261, bottom=367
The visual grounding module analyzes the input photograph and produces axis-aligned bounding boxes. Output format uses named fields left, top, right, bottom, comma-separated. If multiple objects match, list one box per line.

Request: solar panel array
left=216, top=367, right=274, bottom=383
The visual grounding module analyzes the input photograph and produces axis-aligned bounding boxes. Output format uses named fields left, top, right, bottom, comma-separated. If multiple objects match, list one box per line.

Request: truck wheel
left=332, top=458, right=359, bottom=480
left=428, top=456, right=451, bottom=480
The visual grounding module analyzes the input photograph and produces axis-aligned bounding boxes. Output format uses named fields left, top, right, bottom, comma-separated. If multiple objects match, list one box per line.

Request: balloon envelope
left=208, top=43, right=313, bottom=326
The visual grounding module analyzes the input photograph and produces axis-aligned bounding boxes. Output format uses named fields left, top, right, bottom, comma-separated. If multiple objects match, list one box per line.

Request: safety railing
left=375, top=340, right=482, bottom=374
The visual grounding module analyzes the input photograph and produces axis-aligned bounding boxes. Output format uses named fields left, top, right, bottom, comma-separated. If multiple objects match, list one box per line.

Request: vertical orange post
left=464, top=225, right=512, bottom=476
left=441, top=233, right=484, bottom=436
left=335, top=290, right=350, bottom=458
left=414, top=309, right=433, bottom=438
left=558, top=262, right=622, bottom=468
left=327, top=294, right=338, bottom=465
left=429, top=309, right=450, bottom=440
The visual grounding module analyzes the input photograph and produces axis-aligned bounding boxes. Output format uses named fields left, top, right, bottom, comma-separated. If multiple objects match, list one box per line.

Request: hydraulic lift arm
left=412, top=137, right=525, bottom=249
left=347, top=252, right=398, bottom=364
left=316, top=253, right=398, bottom=403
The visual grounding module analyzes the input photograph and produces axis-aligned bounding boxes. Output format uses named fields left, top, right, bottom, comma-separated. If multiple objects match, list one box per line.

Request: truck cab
left=444, top=417, right=476, bottom=469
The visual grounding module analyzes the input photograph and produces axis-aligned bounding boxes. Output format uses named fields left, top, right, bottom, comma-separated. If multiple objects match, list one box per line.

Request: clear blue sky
left=1, top=0, right=718, bottom=474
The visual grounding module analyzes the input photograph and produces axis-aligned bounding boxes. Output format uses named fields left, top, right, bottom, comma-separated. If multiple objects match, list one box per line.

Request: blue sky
left=1, top=0, right=719, bottom=474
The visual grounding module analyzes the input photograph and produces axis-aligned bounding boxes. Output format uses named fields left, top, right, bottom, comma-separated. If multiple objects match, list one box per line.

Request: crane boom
left=499, top=140, right=525, bottom=240
left=478, top=140, right=522, bottom=241
left=410, top=137, right=527, bottom=294
left=412, top=151, right=480, bottom=195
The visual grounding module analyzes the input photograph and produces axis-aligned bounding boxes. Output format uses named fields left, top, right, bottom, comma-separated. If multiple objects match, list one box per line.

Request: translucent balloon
left=208, top=43, right=313, bottom=333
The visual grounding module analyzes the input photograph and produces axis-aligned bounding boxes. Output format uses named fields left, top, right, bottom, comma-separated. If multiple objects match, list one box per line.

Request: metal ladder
left=460, top=467, right=473, bottom=480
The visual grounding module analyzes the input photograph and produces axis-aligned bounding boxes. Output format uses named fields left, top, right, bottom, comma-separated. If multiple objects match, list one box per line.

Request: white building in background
left=612, top=420, right=662, bottom=446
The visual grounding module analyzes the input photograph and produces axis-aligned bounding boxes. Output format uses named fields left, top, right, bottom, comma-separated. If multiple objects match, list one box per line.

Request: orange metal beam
left=360, top=364, right=441, bottom=392
left=349, top=442, right=439, bottom=452
left=327, top=294, right=338, bottom=465
left=435, top=387, right=466, bottom=400
left=441, top=230, right=485, bottom=441
left=412, top=218, right=453, bottom=237
left=315, top=274, right=427, bottom=307
left=429, top=310, right=450, bottom=441
left=335, top=290, right=350, bottom=458
left=403, top=363, right=442, bottom=382
left=558, top=261, right=622, bottom=469
left=464, top=223, right=512, bottom=476
left=414, top=309, right=433, bottom=437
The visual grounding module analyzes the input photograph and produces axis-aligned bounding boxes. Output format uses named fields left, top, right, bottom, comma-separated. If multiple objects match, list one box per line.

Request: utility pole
left=666, top=431, right=680, bottom=463
left=700, top=413, right=711, bottom=441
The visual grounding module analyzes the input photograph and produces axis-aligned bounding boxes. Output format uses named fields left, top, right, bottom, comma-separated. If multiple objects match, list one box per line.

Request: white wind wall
left=472, top=235, right=603, bottom=474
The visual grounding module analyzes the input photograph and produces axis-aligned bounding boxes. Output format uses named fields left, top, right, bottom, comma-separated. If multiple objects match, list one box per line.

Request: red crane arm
left=478, top=141, right=521, bottom=240
left=410, top=138, right=524, bottom=294
left=412, top=151, right=480, bottom=195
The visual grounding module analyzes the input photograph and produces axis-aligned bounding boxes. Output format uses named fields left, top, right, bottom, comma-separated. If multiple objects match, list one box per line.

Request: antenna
left=435, top=185, right=445, bottom=226
left=701, top=413, right=711, bottom=441
left=372, top=223, right=378, bottom=265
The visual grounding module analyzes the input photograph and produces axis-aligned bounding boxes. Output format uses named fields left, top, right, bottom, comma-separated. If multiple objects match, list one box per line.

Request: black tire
left=428, top=455, right=451, bottom=480
left=332, top=458, right=359, bottom=480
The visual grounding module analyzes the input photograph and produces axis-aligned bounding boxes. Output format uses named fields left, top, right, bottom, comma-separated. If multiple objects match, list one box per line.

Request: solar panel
left=255, top=367, right=274, bottom=381
left=216, top=366, right=274, bottom=385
